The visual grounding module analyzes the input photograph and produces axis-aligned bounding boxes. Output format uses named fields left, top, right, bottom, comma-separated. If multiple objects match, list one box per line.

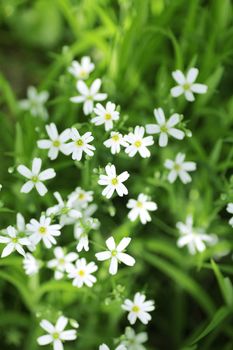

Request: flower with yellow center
left=124, top=126, right=154, bottom=158
left=98, top=164, right=130, bottom=199
left=164, top=152, right=196, bottom=184
left=47, top=246, right=78, bottom=280
left=64, top=127, right=95, bottom=161
left=67, top=257, right=98, bottom=288
left=92, top=101, right=120, bottom=131
left=122, top=292, right=155, bottom=325
left=127, top=193, right=158, bottom=224
left=104, top=132, right=128, bottom=154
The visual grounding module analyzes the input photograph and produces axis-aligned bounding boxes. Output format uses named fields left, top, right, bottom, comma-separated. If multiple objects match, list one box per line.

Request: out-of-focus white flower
left=99, top=345, right=126, bottom=350
left=17, top=158, right=56, bottom=196
left=127, top=193, right=157, bottom=224
left=164, top=153, right=196, bottom=184
left=64, top=128, right=95, bottom=161
left=122, top=292, right=155, bottom=325
left=68, top=56, right=95, bottom=79
left=46, top=192, right=82, bottom=226
left=226, top=203, right=233, bottom=227
left=146, top=108, right=185, bottom=147
left=0, top=226, right=30, bottom=258
left=176, top=215, right=218, bottom=255
left=27, top=215, right=61, bottom=249
left=70, top=79, right=107, bottom=115
left=68, top=187, right=93, bottom=209
left=91, top=102, right=119, bottom=131
left=37, top=315, right=77, bottom=350
left=124, top=126, right=154, bottom=158
left=98, top=164, right=130, bottom=199
left=171, top=68, right=208, bottom=102
left=103, top=131, right=128, bottom=154
left=19, top=86, right=49, bottom=120
left=23, top=253, right=40, bottom=275
left=47, top=247, right=78, bottom=280
left=95, top=236, right=135, bottom=275
left=67, top=258, right=98, bottom=288
left=37, top=123, right=71, bottom=160
left=121, top=327, right=148, bottom=350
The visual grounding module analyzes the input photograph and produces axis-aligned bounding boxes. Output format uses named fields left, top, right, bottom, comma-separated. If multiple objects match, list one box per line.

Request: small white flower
left=23, top=253, right=40, bottom=275
left=67, top=258, right=98, bottom=288
left=70, top=79, right=107, bottom=115
left=99, top=344, right=126, bottom=350
left=91, top=102, right=120, bottom=131
left=68, top=187, right=93, bottom=209
left=226, top=203, right=233, bottom=227
left=68, top=56, right=95, bottom=79
left=64, top=128, right=95, bottom=161
left=103, top=131, right=128, bottom=154
left=47, top=247, right=78, bottom=280
left=37, top=123, right=71, bottom=160
left=146, top=108, right=185, bottom=147
left=121, top=327, right=148, bottom=350
left=47, top=192, right=82, bottom=226
left=124, top=126, right=154, bottom=158
left=19, top=86, right=49, bottom=120
left=37, top=315, right=77, bottom=350
left=95, top=236, right=135, bottom=275
left=98, top=164, right=130, bottom=199
left=27, top=215, right=62, bottom=249
left=164, top=153, right=196, bottom=184
left=127, top=193, right=157, bottom=224
left=0, top=226, right=30, bottom=258
left=171, top=68, right=208, bottom=102
left=17, top=157, right=56, bottom=196
left=176, top=215, right=218, bottom=255
left=122, top=292, right=155, bottom=325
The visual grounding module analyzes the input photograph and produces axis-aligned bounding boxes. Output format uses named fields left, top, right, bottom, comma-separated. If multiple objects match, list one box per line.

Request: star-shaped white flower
left=127, top=193, right=157, bottom=224
left=0, top=226, right=30, bottom=258
left=171, top=68, right=208, bottom=102
left=91, top=102, right=120, bottom=131
left=47, top=246, right=78, bottom=280
left=99, top=345, right=126, bottom=350
left=146, top=108, right=185, bottom=147
left=68, top=187, right=93, bottom=209
left=124, top=126, right=154, bottom=158
left=103, top=131, right=128, bottom=154
left=64, top=128, right=95, bottom=161
left=122, top=292, right=155, bottom=325
left=68, top=56, right=95, bottom=79
left=70, top=79, right=107, bottom=115
left=37, top=123, right=71, bottom=160
left=95, top=236, right=135, bottom=275
left=164, top=153, right=196, bottom=184
left=67, top=257, right=98, bottom=288
left=27, top=215, right=62, bottom=249
left=121, top=327, right=148, bottom=350
left=37, top=315, right=77, bottom=350
left=226, top=203, right=233, bottom=227
left=17, top=158, right=56, bottom=196
left=23, top=253, right=40, bottom=275
left=98, top=164, right=130, bottom=199
left=19, top=86, right=49, bottom=120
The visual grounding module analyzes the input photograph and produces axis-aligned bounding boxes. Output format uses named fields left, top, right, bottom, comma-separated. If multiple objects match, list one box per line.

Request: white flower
left=27, top=215, right=62, bottom=249
left=68, top=187, right=93, bottom=209
left=171, top=68, right=208, bottom=102
left=23, top=253, right=40, bottom=275
left=95, top=236, right=135, bottom=275
left=19, top=86, right=49, bottom=120
left=164, top=153, right=196, bottom=184
left=37, top=123, right=71, bottom=160
left=17, top=157, right=56, bottom=196
left=70, top=79, right=107, bottom=115
left=98, top=164, right=130, bottom=199
left=46, top=192, right=82, bottom=226
left=99, top=345, right=126, bottom=350
left=121, top=327, right=148, bottom=350
left=127, top=193, right=157, bottom=224
left=37, top=315, right=77, bottom=350
left=146, top=108, right=185, bottom=147
left=0, top=226, right=30, bottom=258
left=103, top=132, right=128, bottom=154
left=67, top=258, right=98, bottom=288
left=176, top=215, right=218, bottom=255
left=122, top=292, right=155, bottom=325
left=124, top=126, right=154, bottom=158
left=64, top=128, right=95, bottom=161
left=68, top=56, right=95, bottom=79
left=226, top=203, right=233, bottom=227
left=91, top=102, right=120, bottom=131
left=47, top=247, right=78, bottom=280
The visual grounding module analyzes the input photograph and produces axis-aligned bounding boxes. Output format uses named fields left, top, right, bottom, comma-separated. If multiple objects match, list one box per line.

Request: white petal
left=40, top=319, right=55, bottom=333
left=159, top=133, right=168, bottom=147
left=109, top=257, right=118, bottom=275
left=172, top=70, right=185, bottom=84
left=54, top=339, right=63, bottom=350
left=32, top=158, right=42, bottom=174
left=17, top=165, right=32, bottom=178
left=1, top=243, right=15, bottom=257
left=145, top=124, right=160, bottom=134
left=77, top=80, right=89, bottom=95
left=117, top=237, right=131, bottom=251
left=95, top=251, right=111, bottom=261
left=168, top=128, right=185, bottom=140
left=35, top=182, right=48, bottom=196
left=21, top=181, right=34, bottom=193
left=187, top=68, right=199, bottom=83
left=191, top=83, right=207, bottom=94
left=118, top=252, right=135, bottom=266
left=170, top=86, right=183, bottom=97
left=39, top=169, right=56, bottom=180
left=37, top=335, right=53, bottom=345
left=106, top=236, right=116, bottom=250
left=56, top=316, right=68, bottom=332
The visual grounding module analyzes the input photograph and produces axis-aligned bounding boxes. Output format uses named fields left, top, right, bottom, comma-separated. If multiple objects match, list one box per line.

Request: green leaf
left=211, top=259, right=233, bottom=306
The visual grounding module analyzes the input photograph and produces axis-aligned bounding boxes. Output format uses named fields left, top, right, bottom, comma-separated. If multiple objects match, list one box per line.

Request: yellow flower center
left=31, top=175, right=38, bottom=183
left=111, top=249, right=117, bottom=256
left=104, top=113, right=112, bottom=120
left=39, top=226, right=46, bottom=234
left=183, top=83, right=190, bottom=91
left=79, top=70, right=87, bottom=78
left=111, top=178, right=118, bottom=185
left=78, top=193, right=85, bottom=200
left=53, top=140, right=60, bottom=147
left=59, top=258, right=65, bottom=265
left=174, top=164, right=181, bottom=171
left=76, top=139, right=84, bottom=147
left=112, top=134, right=120, bottom=142
left=78, top=269, right=85, bottom=276
left=12, top=237, right=18, bottom=243
left=160, top=125, right=168, bottom=133
left=53, top=332, right=60, bottom=340
left=136, top=201, right=143, bottom=208
left=134, top=140, right=142, bottom=148
left=132, top=305, right=140, bottom=312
